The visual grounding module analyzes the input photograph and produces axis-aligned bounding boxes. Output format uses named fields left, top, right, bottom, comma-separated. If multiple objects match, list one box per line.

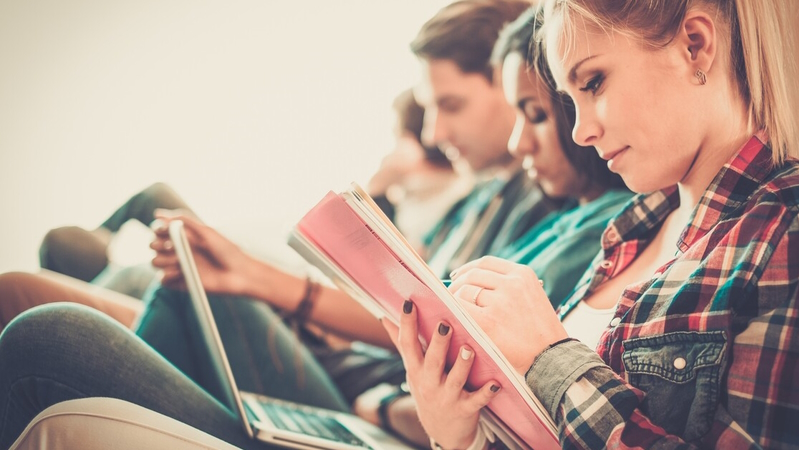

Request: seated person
left=0, top=2, right=635, bottom=448
left=367, top=87, right=474, bottom=253
left=38, top=182, right=192, bottom=299
left=389, top=1, right=799, bottom=449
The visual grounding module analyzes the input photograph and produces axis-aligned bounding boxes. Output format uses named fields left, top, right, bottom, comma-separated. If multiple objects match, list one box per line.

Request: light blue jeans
left=0, top=303, right=274, bottom=449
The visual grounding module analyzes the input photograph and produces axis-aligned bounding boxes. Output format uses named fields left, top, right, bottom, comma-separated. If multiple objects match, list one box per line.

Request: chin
left=621, top=173, right=674, bottom=194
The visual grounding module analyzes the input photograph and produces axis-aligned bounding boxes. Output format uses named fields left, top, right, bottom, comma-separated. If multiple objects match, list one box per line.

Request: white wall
left=0, top=0, right=451, bottom=273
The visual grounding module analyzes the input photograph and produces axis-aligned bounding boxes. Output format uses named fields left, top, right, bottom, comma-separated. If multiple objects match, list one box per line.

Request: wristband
left=287, top=275, right=320, bottom=324
left=377, top=382, right=410, bottom=433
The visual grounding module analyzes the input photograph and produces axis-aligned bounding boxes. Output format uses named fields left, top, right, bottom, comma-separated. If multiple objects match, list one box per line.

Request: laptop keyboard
left=259, top=400, right=372, bottom=449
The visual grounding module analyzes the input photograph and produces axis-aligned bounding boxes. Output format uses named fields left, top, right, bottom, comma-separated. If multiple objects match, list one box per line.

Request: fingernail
left=449, top=269, right=459, bottom=278
left=163, top=240, right=173, bottom=250
left=403, top=300, right=413, bottom=314
left=490, top=384, right=500, bottom=393
left=460, top=347, right=473, bottom=360
left=438, top=323, right=450, bottom=336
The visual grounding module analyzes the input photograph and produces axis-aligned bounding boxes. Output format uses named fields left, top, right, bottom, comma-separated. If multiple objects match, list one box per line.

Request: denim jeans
left=134, top=286, right=351, bottom=412
left=0, top=303, right=276, bottom=449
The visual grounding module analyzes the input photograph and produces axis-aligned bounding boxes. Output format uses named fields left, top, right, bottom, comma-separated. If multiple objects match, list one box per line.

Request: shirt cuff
left=525, top=339, right=606, bottom=420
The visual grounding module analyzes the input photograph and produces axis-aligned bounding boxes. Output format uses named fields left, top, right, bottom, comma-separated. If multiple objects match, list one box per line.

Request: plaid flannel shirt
left=513, top=135, right=799, bottom=449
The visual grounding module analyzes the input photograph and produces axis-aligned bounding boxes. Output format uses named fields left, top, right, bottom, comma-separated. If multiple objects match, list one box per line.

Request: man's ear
left=677, top=9, right=718, bottom=75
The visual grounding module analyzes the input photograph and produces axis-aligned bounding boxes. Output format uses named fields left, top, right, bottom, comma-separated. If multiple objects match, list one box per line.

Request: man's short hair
left=410, top=0, right=530, bottom=82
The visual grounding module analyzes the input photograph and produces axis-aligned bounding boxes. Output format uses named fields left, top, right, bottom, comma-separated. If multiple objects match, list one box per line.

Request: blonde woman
left=390, top=1, right=799, bottom=449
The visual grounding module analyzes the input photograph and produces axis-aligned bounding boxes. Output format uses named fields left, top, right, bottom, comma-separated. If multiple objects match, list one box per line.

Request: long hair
left=492, top=6, right=627, bottom=191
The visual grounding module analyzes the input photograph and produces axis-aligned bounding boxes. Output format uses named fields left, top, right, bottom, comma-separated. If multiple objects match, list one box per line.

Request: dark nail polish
left=403, top=300, right=413, bottom=314
left=438, top=323, right=450, bottom=336
left=490, top=384, right=500, bottom=393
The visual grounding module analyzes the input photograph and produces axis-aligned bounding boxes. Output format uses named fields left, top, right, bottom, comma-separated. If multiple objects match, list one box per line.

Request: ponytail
left=734, top=0, right=799, bottom=164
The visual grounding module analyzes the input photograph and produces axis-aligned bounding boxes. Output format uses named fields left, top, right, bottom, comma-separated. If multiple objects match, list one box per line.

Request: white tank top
left=561, top=301, right=617, bottom=351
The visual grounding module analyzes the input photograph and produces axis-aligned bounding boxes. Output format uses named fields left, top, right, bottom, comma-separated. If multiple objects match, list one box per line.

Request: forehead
left=544, top=12, right=613, bottom=88
left=415, top=58, right=492, bottom=107
left=501, top=52, right=545, bottom=104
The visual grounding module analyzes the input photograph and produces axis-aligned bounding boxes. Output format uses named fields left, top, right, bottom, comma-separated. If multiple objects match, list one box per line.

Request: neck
left=676, top=91, right=754, bottom=214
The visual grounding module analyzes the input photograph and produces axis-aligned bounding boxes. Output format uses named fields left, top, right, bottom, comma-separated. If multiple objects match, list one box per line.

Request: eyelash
left=579, top=74, right=604, bottom=95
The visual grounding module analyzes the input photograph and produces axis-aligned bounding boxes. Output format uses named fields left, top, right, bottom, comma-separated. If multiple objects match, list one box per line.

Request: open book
left=288, top=183, right=558, bottom=450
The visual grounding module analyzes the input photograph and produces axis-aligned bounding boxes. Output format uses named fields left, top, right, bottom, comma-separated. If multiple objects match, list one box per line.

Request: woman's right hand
left=150, top=209, right=254, bottom=295
left=382, top=300, right=499, bottom=449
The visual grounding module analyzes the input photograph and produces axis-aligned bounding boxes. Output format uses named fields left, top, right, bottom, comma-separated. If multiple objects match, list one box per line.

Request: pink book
left=289, top=186, right=558, bottom=450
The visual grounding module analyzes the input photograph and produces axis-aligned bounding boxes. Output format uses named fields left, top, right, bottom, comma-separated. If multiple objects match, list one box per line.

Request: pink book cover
left=296, top=191, right=558, bottom=449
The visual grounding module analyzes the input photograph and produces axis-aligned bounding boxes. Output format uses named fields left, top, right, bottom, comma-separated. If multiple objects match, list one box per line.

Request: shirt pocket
left=622, top=331, right=727, bottom=442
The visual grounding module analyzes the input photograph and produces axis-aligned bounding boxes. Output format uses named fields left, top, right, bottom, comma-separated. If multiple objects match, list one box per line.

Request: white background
left=0, top=0, right=451, bottom=273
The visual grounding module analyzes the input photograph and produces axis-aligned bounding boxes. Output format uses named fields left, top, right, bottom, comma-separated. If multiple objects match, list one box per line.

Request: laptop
left=168, top=220, right=414, bottom=450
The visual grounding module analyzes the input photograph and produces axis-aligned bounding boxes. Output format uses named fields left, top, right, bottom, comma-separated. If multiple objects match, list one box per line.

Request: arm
left=527, top=218, right=799, bottom=448
left=151, top=211, right=394, bottom=349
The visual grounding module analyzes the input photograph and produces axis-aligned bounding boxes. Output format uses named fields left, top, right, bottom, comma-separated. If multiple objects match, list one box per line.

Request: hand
left=150, top=209, right=253, bottom=295
left=382, top=302, right=500, bottom=449
left=366, top=134, right=429, bottom=195
left=448, top=256, right=568, bottom=374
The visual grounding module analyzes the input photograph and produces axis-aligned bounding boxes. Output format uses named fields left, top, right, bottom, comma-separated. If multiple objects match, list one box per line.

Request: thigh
left=136, top=287, right=349, bottom=412
left=0, top=272, right=141, bottom=332
left=0, top=303, right=275, bottom=450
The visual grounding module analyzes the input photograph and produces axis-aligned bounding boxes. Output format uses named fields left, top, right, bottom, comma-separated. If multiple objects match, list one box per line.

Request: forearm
left=239, top=258, right=394, bottom=349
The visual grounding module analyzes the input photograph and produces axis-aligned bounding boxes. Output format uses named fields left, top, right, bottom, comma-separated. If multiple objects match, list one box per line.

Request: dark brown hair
left=411, top=0, right=531, bottom=82
left=493, top=5, right=627, bottom=191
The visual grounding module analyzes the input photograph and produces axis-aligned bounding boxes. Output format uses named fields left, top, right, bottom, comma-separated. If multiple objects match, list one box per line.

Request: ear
left=675, top=9, right=718, bottom=76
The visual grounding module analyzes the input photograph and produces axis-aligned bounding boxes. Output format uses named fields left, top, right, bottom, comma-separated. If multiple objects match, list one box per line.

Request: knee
left=39, top=226, right=108, bottom=281
left=0, top=303, right=103, bottom=357
left=141, top=182, right=183, bottom=208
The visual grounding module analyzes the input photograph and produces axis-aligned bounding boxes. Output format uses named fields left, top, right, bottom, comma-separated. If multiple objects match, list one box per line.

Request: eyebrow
left=567, top=54, right=600, bottom=84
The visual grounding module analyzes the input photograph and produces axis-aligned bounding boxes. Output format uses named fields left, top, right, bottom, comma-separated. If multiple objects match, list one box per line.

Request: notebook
left=168, top=219, right=414, bottom=450
left=287, top=184, right=559, bottom=450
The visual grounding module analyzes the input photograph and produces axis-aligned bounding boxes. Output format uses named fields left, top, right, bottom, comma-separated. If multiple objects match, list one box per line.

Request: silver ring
left=472, top=286, right=485, bottom=304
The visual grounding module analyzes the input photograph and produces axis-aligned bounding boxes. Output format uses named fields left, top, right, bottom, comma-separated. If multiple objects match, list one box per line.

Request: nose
left=571, top=103, right=601, bottom=147
left=422, top=108, right=451, bottom=147
left=507, top=111, right=534, bottom=157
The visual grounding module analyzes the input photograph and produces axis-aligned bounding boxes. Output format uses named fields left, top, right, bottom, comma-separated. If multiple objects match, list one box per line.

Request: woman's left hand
left=448, top=256, right=568, bottom=375
left=382, top=302, right=501, bottom=450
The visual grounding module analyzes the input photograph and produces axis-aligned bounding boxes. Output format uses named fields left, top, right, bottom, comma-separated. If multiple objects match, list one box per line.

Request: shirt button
left=600, top=260, right=613, bottom=269
left=606, top=229, right=618, bottom=242
left=609, top=317, right=621, bottom=327
left=673, top=357, right=687, bottom=370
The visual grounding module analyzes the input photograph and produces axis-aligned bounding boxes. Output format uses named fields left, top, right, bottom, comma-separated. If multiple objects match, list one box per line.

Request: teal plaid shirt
left=517, top=135, right=799, bottom=449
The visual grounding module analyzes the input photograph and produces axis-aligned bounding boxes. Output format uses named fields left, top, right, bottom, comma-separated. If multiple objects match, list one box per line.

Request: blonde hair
left=544, top=0, right=799, bottom=165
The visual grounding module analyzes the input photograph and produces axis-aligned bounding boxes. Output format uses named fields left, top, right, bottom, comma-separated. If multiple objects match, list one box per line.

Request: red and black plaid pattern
left=519, top=135, right=799, bottom=449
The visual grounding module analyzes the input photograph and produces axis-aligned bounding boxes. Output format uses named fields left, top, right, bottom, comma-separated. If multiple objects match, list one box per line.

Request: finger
left=447, top=267, right=505, bottom=294
left=463, top=380, right=502, bottom=414
left=381, top=318, right=400, bottom=349
left=450, top=256, right=517, bottom=280
left=444, top=345, right=476, bottom=394
left=152, top=252, right=180, bottom=270
left=453, top=284, right=496, bottom=307
left=160, top=266, right=185, bottom=286
left=423, top=321, right=453, bottom=377
left=397, top=300, right=424, bottom=371
left=150, top=237, right=175, bottom=253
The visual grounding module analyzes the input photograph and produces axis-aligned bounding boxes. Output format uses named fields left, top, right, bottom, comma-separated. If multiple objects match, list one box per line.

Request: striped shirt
left=519, top=135, right=799, bottom=449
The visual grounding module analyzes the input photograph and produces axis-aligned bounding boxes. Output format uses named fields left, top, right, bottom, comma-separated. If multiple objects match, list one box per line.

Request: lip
left=599, top=146, right=628, bottom=161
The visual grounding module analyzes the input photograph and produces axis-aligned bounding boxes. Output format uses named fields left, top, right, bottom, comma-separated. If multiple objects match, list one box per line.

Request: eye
left=521, top=102, right=547, bottom=124
left=579, top=74, right=604, bottom=95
